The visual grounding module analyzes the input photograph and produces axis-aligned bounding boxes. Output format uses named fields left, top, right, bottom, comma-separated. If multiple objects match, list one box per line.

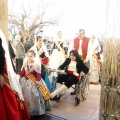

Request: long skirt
left=50, top=49, right=65, bottom=70
left=20, top=77, right=51, bottom=115
left=0, top=85, right=30, bottom=120
left=48, top=71, right=57, bottom=92
left=89, top=57, right=100, bottom=83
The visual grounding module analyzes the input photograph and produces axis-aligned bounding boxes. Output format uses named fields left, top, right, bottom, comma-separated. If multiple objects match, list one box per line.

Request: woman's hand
left=0, top=75, right=5, bottom=88
left=36, top=81, right=41, bottom=88
left=56, top=70, right=61, bottom=75
left=65, top=55, right=68, bottom=58
left=57, top=72, right=61, bottom=75
left=47, top=68, right=51, bottom=73
left=80, top=71, right=85, bottom=76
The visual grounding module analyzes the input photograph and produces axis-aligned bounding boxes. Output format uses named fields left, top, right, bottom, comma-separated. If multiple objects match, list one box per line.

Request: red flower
left=41, top=57, right=49, bottom=64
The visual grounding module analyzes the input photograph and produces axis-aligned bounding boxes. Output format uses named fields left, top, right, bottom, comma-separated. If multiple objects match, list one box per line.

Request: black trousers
left=16, top=59, right=23, bottom=74
left=57, top=74, right=77, bottom=88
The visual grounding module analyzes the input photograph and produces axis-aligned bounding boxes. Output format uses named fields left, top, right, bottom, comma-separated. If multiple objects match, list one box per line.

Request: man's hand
left=80, top=71, right=85, bottom=76
left=0, top=75, right=5, bottom=88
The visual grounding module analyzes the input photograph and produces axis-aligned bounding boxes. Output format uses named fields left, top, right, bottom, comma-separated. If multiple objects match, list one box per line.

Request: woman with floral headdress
left=30, top=36, right=53, bottom=92
left=19, top=49, right=51, bottom=116
left=50, top=31, right=67, bottom=71
left=85, top=35, right=101, bottom=84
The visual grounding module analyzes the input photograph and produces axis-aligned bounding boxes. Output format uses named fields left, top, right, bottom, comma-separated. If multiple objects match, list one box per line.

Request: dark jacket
left=8, top=41, right=15, bottom=59
left=58, top=58, right=89, bottom=74
left=24, top=40, right=33, bottom=53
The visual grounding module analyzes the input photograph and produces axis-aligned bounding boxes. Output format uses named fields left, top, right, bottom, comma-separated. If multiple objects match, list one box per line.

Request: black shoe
left=70, top=90, right=76, bottom=95
left=50, top=95, right=60, bottom=102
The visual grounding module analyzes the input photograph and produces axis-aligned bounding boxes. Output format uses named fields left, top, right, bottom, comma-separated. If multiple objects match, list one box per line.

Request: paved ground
left=46, top=84, right=101, bottom=120
left=17, top=74, right=101, bottom=120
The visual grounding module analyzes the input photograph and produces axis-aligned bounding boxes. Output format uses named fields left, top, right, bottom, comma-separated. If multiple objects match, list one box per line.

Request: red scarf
left=74, top=37, right=89, bottom=59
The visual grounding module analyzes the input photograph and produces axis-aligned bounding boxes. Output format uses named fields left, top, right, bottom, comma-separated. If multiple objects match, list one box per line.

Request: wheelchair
left=51, top=70, right=89, bottom=105
left=71, top=74, right=89, bottom=106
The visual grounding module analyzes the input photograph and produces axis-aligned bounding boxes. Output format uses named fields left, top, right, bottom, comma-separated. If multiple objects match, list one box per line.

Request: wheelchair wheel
left=81, top=75, right=89, bottom=100
left=75, top=97, right=80, bottom=106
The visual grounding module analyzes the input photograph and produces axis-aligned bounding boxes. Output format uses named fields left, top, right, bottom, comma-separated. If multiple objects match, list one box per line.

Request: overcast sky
left=8, top=0, right=106, bottom=39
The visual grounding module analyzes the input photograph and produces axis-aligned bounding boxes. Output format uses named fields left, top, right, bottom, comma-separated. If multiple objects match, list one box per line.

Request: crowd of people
left=0, top=28, right=102, bottom=120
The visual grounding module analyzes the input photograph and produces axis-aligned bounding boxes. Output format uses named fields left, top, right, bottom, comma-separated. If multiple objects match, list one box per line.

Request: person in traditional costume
left=68, top=29, right=90, bottom=95
left=50, top=50, right=89, bottom=101
left=19, top=50, right=51, bottom=116
left=68, top=29, right=90, bottom=61
left=50, top=31, right=67, bottom=70
left=85, top=35, right=101, bottom=84
left=30, top=36, right=54, bottom=92
left=30, top=36, right=49, bottom=79
left=0, top=29, right=30, bottom=120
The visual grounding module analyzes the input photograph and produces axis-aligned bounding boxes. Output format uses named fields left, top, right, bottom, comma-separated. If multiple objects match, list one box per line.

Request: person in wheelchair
left=50, top=50, right=89, bottom=101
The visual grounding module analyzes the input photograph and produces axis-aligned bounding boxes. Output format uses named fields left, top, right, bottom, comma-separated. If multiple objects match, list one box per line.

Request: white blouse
left=68, top=61, right=77, bottom=72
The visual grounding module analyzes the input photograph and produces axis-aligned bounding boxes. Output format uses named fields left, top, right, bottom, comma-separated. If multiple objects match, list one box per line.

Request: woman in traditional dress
left=30, top=36, right=54, bottom=92
left=30, top=36, right=49, bottom=78
left=19, top=50, right=51, bottom=116
left=84, top=35, right=101, bottom=84
left=0, top=29, right=30, bottom=120
left=50, top=50, right=89, bottom=101
left=50, top=31, right=67, bottom=70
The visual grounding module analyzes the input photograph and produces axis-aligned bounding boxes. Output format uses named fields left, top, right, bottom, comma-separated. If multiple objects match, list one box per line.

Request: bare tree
left=8, top=0, right=61, bottom=41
